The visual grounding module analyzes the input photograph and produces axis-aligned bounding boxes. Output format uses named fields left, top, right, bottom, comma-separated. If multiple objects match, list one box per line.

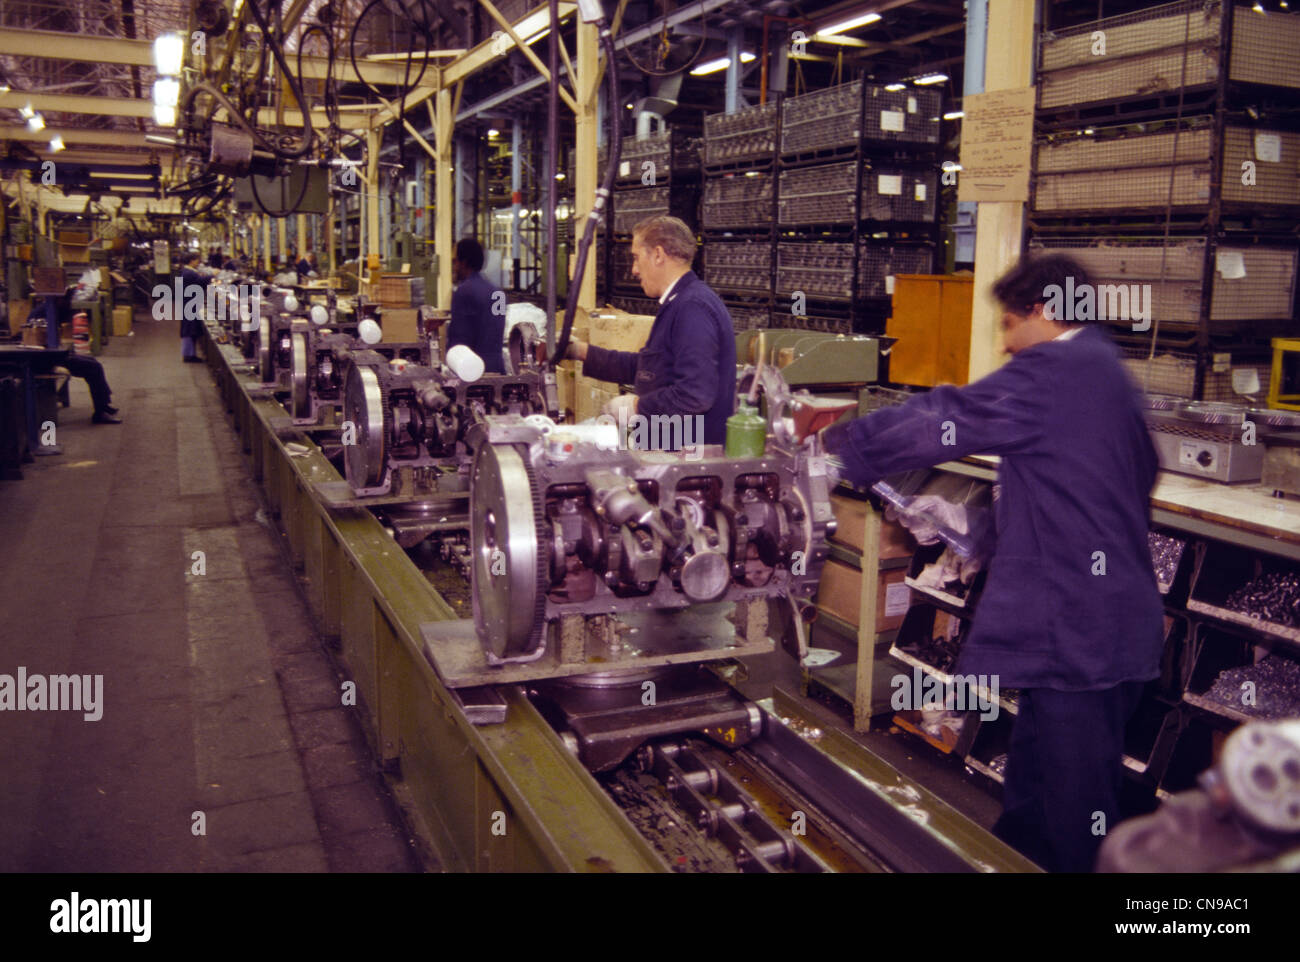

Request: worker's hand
left=603, top=393, right=638, bottom=421
left=567, top=338, right=589, bottom=362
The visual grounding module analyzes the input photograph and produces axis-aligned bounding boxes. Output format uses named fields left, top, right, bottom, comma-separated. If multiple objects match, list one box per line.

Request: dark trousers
left=61, top=354, right=112, bottom=413
left=993, top=680, right=1146, bottom=873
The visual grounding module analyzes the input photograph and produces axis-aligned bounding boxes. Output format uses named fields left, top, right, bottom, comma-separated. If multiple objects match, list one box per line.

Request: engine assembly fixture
left=341, top=328, right=557, bottom=497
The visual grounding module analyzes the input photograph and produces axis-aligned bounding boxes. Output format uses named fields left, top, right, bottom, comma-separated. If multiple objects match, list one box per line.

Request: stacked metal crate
left=1031, top=0, right=1300, bottom=399
left=701, top=102, right=779, bottom=333
left=599, top=128, right=702, bottom=311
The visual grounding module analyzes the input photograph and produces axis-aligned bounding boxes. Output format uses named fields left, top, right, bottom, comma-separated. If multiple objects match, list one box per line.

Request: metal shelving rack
left=1029, top=0, right=1300, bottom=401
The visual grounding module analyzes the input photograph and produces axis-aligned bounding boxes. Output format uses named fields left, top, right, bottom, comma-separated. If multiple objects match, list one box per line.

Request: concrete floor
left=0, top=313, right=422, bottom=872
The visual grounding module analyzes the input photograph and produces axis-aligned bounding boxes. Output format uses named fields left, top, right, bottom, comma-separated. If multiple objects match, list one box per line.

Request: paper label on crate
left=885, top=275, right=896, bottom=295
left=877, top=174, right=903, bottom=195
left=1232, top=368, right=1261, bottom=396
left=881, top=110, right=905, bottom=132
left=1216, top=250, right=1247, bottom=279
left=1255, top=133, right=1282, bottom=163
left=907, top=96, right=917, bottom=114
left=884, top=582, right=911, bottom=617
left=914, top=182, right=927, bottom=202
left=619, top=160, right=631, bottom=177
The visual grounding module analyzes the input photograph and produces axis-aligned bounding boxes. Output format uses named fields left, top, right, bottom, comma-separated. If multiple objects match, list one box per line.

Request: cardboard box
left=21, top=326, right=44, bottom=346
left=8, top=299, right=29, bottom=335
left=830, top=494, right=916, bottom=560
left=589, top=308, right=654, bottom=353
left=380, top=308, right=419, bottom=343
left=575, top=374, right=619, bottom=422
left=56, top=230, right=91, bottom=246
left=817, top=560, right=911, bottom=633
left=112, top=305, right=132, bottom=336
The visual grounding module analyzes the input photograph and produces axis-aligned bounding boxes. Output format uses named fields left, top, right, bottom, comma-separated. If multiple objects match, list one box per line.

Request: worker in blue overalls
left=821, top=254, right=1164, bottom=872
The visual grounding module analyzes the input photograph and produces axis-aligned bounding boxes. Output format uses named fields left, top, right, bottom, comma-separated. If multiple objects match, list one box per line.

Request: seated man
left=447, top=238, right=506, bottom=375
left=32, top=294, right=121, bottom=424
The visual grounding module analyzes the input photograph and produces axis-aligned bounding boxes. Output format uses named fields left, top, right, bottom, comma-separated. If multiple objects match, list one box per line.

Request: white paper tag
left=884, top=582, right=911, bottom=617
left=619, top=160, right=631, bottom=177
left=914, top=182, right=927, bottom=202
left=878, top=174, right=903, bottom=195
left=881, top=110, right=905, bottom=132
left=1216, top=250, right=1247, bottom=279
left=907, top=96, right=917, bottom=114
left=885, top=275, right=896, bottom=295
left=1255, top=132, right=1282, bottom=163
left=1232, top=368, right=1261, bottom=395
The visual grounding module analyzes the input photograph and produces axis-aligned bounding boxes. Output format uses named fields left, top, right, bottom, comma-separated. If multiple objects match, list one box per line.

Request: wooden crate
left=886, top=274, right=974, bottom=388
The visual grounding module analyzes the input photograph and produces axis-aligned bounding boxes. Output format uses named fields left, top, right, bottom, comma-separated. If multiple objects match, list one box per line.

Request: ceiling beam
left=0, top=125, right=158, bottom=148
left=0, top=91, right=151, bottom=119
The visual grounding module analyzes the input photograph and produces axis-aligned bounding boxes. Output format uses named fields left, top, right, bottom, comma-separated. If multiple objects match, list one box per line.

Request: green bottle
left=726, top=402, right=767, bottom=458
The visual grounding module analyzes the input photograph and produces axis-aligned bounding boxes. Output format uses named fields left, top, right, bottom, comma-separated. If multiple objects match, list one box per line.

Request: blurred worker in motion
left=561, top=215, right=736, bottom=446
left=447, top=238, right=505, bottom=375
left=295, top=251, right=317, bottom=282
left=179, top=252, right=208, bottom=364
left=819, top=254, right=1163, bottom=873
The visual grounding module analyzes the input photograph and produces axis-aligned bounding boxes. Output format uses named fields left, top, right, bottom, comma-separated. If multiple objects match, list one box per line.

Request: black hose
left=552, top=21, right=620, bottom=369
left=242, top=0, right=315, bottom=158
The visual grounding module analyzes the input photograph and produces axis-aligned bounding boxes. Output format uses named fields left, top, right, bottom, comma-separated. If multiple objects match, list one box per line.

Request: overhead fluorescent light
left=154, top=103, right=176, bottom=126
left=19, top=104, right=34, bottom=119
left=913, top=73, right=948, bottom=85
left=943, top=110, right=964, bottom=120
left=487, top=128, right=500, bottom=137
left=0, top=84, right=10, bottom=94
left=884, top=83, right=906, bottom=91
left=816, top=12, right=882, bottom=36
left=49, top=136, right=64, bottom=152
left=153, top=78, right=180, bottom=108
left=154, top=32, right=184, bottom=76
left=27, top=114, right=44, bottom=131
left=690, top=52, right=756, bottom=76
left=555, top=171, right=565, bottom=180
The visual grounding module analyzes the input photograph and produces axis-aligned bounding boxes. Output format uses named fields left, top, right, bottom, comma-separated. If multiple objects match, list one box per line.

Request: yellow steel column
left=297, top=213, right=307, bottom=259
left=366, top=126, right=381, bottom=294
left=434, top=78, right=454, bottom=308
left=262, top=214, right=271, bottom=272
left=277, top=212, right=288, bottom=265
left=573, top=17, right=598, bottom=311
left=967, top=0, right=1036, bottom=382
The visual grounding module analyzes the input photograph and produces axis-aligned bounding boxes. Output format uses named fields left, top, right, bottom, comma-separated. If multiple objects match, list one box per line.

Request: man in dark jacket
left=564, top=215, right=736, bottom=447
left=179, top=252, right=208, bottom=363
left=821, top=254, right=1163, bottom=872
left=447, top=238, right=505, bottom=375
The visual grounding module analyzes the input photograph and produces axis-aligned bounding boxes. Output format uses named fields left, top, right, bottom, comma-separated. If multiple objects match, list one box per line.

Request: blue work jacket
left=583, top=271, right=737, bottom=445
left=823, top=324, right=1164, bottom=691
left=448, top=272, right=506, bottom=374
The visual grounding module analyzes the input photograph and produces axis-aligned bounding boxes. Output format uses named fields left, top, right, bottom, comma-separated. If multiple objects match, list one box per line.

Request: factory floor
left=0, top=313, right=422, bottom=872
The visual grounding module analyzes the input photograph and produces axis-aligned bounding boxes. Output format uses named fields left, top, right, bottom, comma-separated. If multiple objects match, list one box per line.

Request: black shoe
left=103, top=404, right=118, bottom=415
left=183, top=356, right=202, bottom=363
left=92, top=411, right=123, bottom=424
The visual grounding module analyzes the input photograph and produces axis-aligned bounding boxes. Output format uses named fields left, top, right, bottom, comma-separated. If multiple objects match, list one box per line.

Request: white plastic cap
left=357, top=318, right=383, bottom=345
left=284, top=294, right=299, bottom=313
left=446, top=344, right=485, bottom=382
left=310, top=305, right=329, bottom=326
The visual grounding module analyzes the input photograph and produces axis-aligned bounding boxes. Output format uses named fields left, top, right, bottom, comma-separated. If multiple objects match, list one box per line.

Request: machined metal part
left=471, top=443, right=548, bottom=659
left=343, top=361, right=388, bottom=494
left=1141, top=393, right=1185, bottom=411
left=256, top=314, right=273, bottom=383
left=290, top=331, right=310, bottom=420
left=1250, top=407, right=1300, bottom=430
left=1208, top=719, right=1300, bottom=836
left=1178, top=400, right=1250, bottom=425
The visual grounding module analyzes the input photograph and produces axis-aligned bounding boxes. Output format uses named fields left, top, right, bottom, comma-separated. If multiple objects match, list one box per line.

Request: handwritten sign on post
left=958, top=86, right=1036, bottom=203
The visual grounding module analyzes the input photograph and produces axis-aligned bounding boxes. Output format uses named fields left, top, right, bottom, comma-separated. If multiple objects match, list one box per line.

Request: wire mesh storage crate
left=1033, top=121, right=1300, bottom=212
left=702, top=240, right=772, bottom=294
left=862, top=166, right=939, bottom=222
left=599, top=130, right=703, bottom=186
left=611, top=183, right=698, bottom=235
left=1028, top=236, right=1298, bottom=329
left=1121, top=346, right=1273, bottom=401
left=701, top=171, right=774, bottom=229
left=778, top=161, right=858, bottom=226
left=776, top=242, right=855, bottom=300
left=610, top=294, right=659, bottom=316
left=723, top=301, right=771, bottom=332
left=1038, top=1, right=1300, bottom=111
left=608, top=244, right=639, bottom=290
left=862, top=85, right=942, bottom=145
left=858, top=243, right=935, bottom=298
left=704, top=103, right=778, bottom=168
left=781, top=81, right=863, bottom=156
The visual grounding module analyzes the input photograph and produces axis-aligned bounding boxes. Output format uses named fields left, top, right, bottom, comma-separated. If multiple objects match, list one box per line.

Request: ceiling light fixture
left=49, top=136, right=64, bottom=152
left=884, top=83, right=906, bottom=92
left=689, top=52, right=756, bottom=76
left=27, top=114, right=44, bottom=131
left=913, top=73, right=948, bottom=85
left=153, top=32, right=184, bottom=76
left=816, top=12, right=882, bottom=36
left=154, top=103, right=176, bottom=127
left=153, top=77, right=180, bottom=108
